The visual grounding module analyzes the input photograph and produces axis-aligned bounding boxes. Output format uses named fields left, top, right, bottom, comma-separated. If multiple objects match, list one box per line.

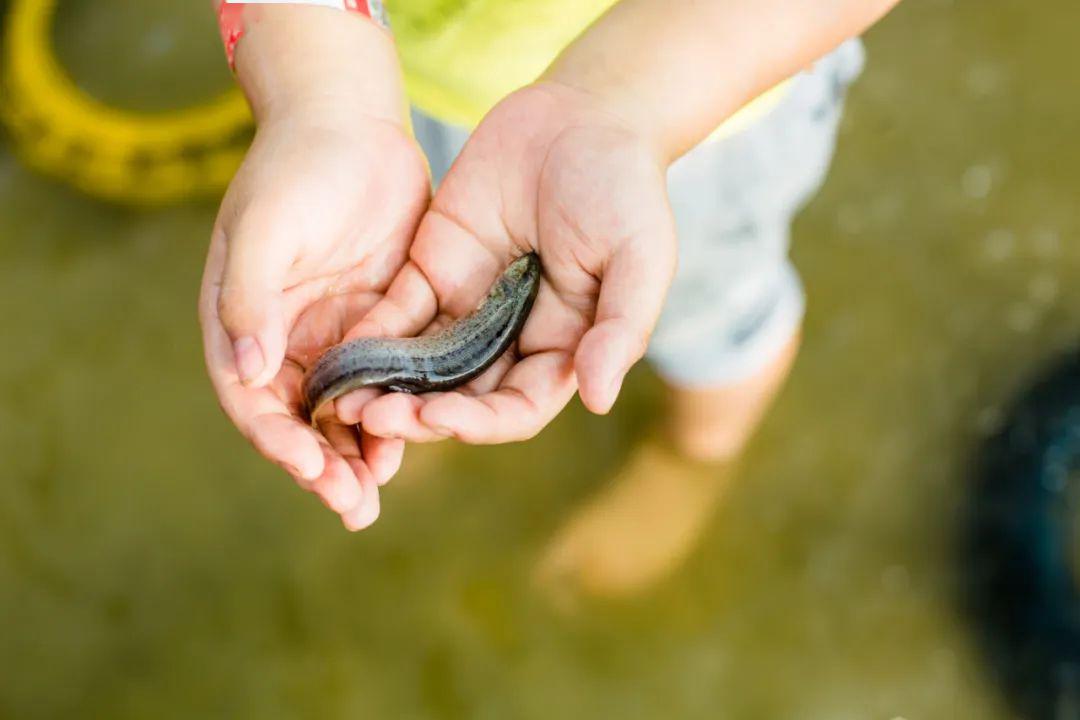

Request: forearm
left=544, top=0, right=901, bottom=162
left=232, top=4, right=405, bottom=128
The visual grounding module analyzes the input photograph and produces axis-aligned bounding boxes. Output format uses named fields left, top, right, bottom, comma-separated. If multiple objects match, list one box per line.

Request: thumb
left=215, top=222, right=291, bottom=388
left=574, top=240, right=676, bottom=415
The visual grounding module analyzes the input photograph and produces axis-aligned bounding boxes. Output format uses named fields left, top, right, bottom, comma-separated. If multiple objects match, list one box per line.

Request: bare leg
left=535, top=331, right=801, bottom=602
left=669, top=331, right=802, bottom=462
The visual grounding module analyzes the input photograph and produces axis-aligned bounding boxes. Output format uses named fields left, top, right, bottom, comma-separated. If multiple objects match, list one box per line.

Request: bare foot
left=535, top=438, right=731, bottom=605
left=534, top=333, right=800, bottom=604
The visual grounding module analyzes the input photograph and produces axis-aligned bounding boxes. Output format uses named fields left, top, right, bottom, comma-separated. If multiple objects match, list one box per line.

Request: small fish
left=302, top=252, right=542, bottom=424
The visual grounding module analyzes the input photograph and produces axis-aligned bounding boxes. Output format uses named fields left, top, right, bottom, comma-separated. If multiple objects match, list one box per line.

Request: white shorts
left=412, top=39, right=865, bottom=387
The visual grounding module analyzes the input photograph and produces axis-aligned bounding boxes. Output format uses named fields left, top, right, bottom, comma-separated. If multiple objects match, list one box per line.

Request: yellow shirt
left=385, top=0, right=788, bottom=139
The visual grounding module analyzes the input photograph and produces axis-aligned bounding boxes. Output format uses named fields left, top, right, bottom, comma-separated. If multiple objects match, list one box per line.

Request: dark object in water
left=302, top=252, right=542, bottom=424
left=962, top=350, right=1080, bottom=719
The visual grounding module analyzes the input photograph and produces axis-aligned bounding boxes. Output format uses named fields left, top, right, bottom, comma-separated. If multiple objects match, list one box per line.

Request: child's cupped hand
left=334, top=82, right=679, bottom=445
left=199, top=110, right=430, bottom=530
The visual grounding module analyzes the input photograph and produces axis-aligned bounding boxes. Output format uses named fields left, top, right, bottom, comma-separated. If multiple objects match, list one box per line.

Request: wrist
left=530, top=77, right=671, bottom=166
left=233, top=4, right=406, bottom=128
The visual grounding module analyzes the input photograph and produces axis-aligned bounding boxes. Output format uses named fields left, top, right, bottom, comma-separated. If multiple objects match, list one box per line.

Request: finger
left=334, top=387, right=382, bottom=427
left=344, top=261, right=439, bottom=342
left=575, top=242, right=675, bottom=415
left=200, top=243, right=326, bottom=480
left=408, top=204, right=518, bottom=314
left=418, top=350, right=576, bottom=443
left=341, top=458, right=382, bottom=531
left=215, top=213, right=294, bottom=388
left=313, top=422, right=366, bottom=514
left=249, top=412, right=327, bottom=484
left=361, top=392, right=451, bottom=443
left=361, top=431, right=405, bottom=486
left=385, top=200, right=532, bottom=345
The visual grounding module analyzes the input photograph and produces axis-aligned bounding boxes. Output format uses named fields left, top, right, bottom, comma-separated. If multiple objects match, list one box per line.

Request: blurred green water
left=2, top=0, right=1080, bottom=717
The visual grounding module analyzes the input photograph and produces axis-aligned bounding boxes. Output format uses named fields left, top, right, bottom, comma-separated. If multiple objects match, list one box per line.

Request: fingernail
left=297, top=457, right=323, bottom=483
left=330, top=483, right=363, bottom=515
left=604, top=373, right=625, bottom=413
left=234, top=336, right=265, bottom=385
left=285, top=464, right=317, bottom=490
left=343, top=503, right=379, bottom=532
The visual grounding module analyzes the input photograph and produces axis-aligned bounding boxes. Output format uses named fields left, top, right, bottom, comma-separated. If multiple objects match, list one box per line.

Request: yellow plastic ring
left=1, top=0, right=252, bottom=204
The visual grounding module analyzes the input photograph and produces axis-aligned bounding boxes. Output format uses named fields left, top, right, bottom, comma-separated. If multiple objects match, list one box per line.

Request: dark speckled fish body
left=302, top=253, right=541, bottom=422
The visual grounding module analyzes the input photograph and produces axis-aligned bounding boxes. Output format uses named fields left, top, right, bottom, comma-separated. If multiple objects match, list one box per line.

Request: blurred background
left=2, top=0, right=1080, bottom=717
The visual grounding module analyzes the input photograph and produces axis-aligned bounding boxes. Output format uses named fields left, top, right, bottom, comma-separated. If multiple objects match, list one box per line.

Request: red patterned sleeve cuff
left=215, top=0, right=389, bottom=70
